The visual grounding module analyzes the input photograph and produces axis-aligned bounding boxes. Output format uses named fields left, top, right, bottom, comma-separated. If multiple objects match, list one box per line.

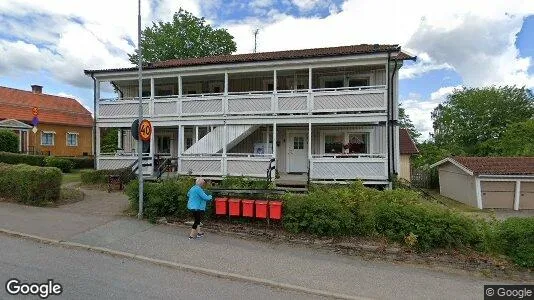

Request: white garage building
left=431, top=157, right=534, bottom=210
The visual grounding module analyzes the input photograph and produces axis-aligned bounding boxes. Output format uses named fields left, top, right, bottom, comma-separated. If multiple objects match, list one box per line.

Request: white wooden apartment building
left=85, top=44, right=415, bottom=186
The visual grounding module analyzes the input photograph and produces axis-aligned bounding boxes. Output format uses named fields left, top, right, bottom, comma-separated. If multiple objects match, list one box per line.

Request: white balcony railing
left=97, top=86, right=387, bottom=119
left=310, top=155, right=388, bottom=180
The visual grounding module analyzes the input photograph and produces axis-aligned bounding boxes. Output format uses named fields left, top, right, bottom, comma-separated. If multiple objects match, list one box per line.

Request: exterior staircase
left=184, top=125, right=259, bottom=154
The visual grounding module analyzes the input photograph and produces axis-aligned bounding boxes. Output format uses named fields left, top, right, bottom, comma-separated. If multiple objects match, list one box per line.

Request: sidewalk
left=0, top=187, right=519, bottom=299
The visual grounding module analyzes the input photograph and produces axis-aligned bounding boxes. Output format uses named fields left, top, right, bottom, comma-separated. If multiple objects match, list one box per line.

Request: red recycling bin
left=242, top=200, right=254, bottom=217
left=228, top=198, right=241, bottom=216
left=255, top=200, right=268, bottom=219
left=214, top=197, right=227, bottom=215
left=269, top=201, right=282, bottom=220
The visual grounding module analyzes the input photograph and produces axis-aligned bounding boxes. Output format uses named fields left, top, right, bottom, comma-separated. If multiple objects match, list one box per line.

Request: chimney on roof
left=31, top=85, right=43, bottom=94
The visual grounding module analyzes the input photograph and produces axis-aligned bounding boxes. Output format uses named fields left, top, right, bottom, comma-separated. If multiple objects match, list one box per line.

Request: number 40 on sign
left=139, top=119, right=152, bottom=141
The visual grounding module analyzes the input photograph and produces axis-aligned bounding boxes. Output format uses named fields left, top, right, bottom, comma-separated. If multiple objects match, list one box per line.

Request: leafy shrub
left=373, top=199, right=482, bottom=251
left=125, top=176, right=197, bottom=222
left=45, top=157, right=74, bottom=173
left=0, top=130, right=19, bottom=153
left=0, top=151, right=45, bottom=166
left=80, top=168, right=134, bottom=185
left=283, top=192, right=355, bottom=236
left=498, top=217, right=534, bottom=267
left=62, top=157, right=94, bottom=169
left=218, top=176, right=273, bottom=189
left=0, top=163, right=61, bottom=204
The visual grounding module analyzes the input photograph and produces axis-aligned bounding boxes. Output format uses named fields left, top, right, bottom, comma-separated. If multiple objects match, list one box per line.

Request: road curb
left=1, top=228, right=370, bottom=300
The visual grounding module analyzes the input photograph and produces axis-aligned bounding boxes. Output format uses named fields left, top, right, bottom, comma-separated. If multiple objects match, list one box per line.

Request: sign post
left=32, top=107, right=39, bottom=155
left=137, top=0, right=144, bottom=220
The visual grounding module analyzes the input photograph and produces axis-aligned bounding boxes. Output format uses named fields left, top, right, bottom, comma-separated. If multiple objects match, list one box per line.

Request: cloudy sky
left=1, top=0, right=533, bottom=140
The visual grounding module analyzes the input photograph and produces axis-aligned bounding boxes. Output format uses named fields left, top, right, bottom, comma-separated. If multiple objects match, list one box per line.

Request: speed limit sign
left=139, top=119, right=152, bottom=141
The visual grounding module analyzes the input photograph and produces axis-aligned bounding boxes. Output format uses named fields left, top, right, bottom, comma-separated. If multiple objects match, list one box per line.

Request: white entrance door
left=287, top=132, right=308, bottom=173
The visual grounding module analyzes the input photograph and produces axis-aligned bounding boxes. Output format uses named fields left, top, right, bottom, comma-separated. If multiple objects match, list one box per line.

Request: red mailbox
left=228, top=198, right=241, bottom=216
left=269, top=201, right=282, bottom=220
left=255, top=200, right=268, bottom=219
left=214, top=197, right=227, bottom=215
left=242, top=200, right=254, bottom=217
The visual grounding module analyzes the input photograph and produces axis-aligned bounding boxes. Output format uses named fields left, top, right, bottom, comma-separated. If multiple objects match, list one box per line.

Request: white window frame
left=41, top=131, right=55, bottom=146
left=319, top=73, right=373, bottom=88
left=320, top=129, right=374, bottom=154
left=66, top=132, right=79, bottom=147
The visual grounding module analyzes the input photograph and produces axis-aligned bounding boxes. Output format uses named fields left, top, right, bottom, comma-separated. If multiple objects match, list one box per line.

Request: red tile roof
left=0, top=86, right=93, bottom=127
left=85, top=44, right=415, bottom=74
left=450, top=157, right=534, bottom=176
left=399, top=128, right=419, bottom=154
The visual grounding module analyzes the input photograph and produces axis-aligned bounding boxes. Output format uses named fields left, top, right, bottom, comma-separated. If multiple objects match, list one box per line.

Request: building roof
left=0, top=86, right=93, bottom=127
left=431, top=156, right=534, bottom=176
left=85, top=44, right=416, bottom=74
left=399, top=128, right=419, bottom=154
left=0, top=119, right=33, bottom=129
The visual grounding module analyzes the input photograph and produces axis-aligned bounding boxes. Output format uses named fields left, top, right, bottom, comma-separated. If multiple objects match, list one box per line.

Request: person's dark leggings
left=191, top=210, right=204, bottom=229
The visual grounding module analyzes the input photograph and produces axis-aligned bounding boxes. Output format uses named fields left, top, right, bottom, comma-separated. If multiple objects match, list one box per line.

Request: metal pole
left=137, top=0, right=144, bottom=219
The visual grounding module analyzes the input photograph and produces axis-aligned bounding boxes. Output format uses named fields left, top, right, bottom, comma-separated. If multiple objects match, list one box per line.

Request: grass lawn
left=62, top=169, right=91, bottom=184
left=423, top=188, right=494, bottom=219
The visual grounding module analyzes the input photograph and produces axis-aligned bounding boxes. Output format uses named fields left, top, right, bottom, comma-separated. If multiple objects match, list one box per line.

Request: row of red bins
left=214, top=197, right=282, bottom=220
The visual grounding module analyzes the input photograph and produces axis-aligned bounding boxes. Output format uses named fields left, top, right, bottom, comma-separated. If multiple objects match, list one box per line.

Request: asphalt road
left=0, top=236, right=327, bottom=300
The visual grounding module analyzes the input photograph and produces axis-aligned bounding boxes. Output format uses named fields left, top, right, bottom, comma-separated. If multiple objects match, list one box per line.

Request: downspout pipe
left=390, top=58, right=399, bottom=177
left=386, top=52, right=391, bottom=182
left=91, top=73, right=97, bottom=170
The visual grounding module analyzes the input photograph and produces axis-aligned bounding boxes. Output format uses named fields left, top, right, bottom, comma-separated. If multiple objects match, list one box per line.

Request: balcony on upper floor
left=96, top=65, right=389, bottom=121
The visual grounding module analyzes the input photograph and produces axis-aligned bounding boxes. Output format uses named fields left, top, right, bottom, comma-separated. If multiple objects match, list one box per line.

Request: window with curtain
left=66, top=133, right=78, bottom=147
left=324, top=134, right=344, bottom=153
left=41, top=132, right=54, bottom=146
left=347, top=133, right=369, bottom=153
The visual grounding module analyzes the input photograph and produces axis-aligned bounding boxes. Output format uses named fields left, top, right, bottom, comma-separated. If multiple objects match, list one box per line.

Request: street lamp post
left=137, top=0, right=144, bottom=219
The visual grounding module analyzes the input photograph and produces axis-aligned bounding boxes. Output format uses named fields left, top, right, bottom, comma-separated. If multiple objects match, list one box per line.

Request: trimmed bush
left=498, top=217, right=534, bottom=267
left=0, top=151, right=45, bottom=166
left=63, top=157, right=94, bottom=169
left=219, top=176, right=273, bottom=189
left=80, top=168, right=135, bottom=185
left=373, top=199, right=482, bottom=251
left=0, top=129, right=19, bottom=153
left=0, top=163, right=61, bottom=204
left=125, top=176, right=197, bottom=222
left=45, top=157, right=73, bottom=173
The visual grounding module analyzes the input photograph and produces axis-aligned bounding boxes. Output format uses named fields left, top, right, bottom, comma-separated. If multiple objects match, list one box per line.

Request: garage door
left=520, top=182, right=534, bottom=210
left=481, top=181, right=515, bottom=209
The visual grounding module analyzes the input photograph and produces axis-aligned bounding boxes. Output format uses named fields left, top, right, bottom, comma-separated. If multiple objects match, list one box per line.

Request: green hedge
left=80, top=168, right=135, bottom=185
left=45, top=157, right=73, bottom=173
left=125, top=176, right=197, bottom=222
left=0, top=130, right=19, bottom=153
left=0, top=151, right=45, bottom=166
left=498, top=217, right=534, bottom=267
left=218, top=176, right=273, bottom=189
left=0, top=163, right=61, bottom=204
left=285, top=182, right=484, bottom=251
left=0, top=152, right=94, bottom=170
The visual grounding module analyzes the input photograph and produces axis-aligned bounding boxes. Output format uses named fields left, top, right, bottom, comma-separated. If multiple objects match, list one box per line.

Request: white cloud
left=290, top=0, right=323, bottom=11
left=0, top=0, right=200, bottom=89
left=224, top=0, right=534, bottom=88
left=402, top=85, right=462, bottom=141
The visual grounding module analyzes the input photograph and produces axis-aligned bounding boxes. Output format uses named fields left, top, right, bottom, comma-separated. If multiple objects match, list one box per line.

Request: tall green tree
left=0, top=129, right=19, bottom=153
left=431, top=86, right=534, bottom=155
left=100, top=128, right=118, bottom=153
left=399, top=104, right=421, bottom=140
left=496, top=120, right=534, bottom=156
left=129, top=8, right=237, bottom=64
